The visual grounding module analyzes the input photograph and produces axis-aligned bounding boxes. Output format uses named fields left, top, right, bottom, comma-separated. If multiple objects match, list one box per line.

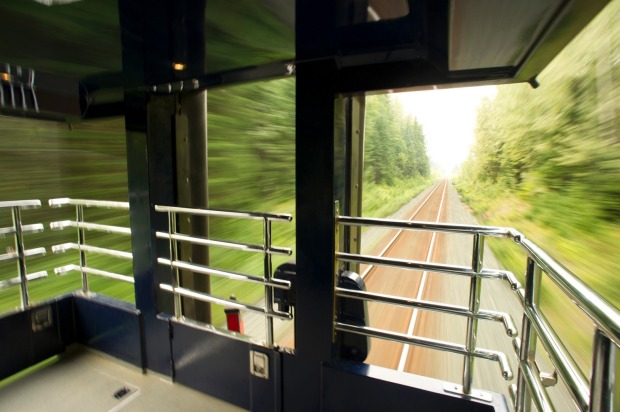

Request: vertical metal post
left=76, top=204, right=88, bottom=294
left=176, top=91, right=210, bottom=323
left=264, top=217, right=274, bottom=346
left=343, top=97, right=365, bottom=274
left=333, top=201, right=340, bottom=343
left=516, top=257, right=542, bottom=412
left=590, top=329, right=616, bottom=412
left=168, top=211, right=182, bottom=320
left=12, top=206, right=29, bottom=309
left=463, top=233, right=484, bottom=394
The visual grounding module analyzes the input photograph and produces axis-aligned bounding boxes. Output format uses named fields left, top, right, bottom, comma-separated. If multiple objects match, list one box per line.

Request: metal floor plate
left=0, top=346, right=247, bottom=412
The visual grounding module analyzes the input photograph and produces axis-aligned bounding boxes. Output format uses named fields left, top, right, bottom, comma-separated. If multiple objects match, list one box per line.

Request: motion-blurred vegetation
left=363, top=94, right=433, bottom=217
left=0, top=77, right=432, bottom=330
left=456, top=1, right=619, bottom=371
left=0, top=117, right=133, bottom=312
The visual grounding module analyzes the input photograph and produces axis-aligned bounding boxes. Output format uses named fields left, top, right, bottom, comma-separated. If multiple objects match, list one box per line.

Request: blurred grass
left=455, top=181, right=619, bottom=372
left=363, top=176, right=434, bottom=218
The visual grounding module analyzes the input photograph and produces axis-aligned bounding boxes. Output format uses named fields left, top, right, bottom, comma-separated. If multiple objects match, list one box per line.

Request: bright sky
left=395, top=86, right=498, bottom=176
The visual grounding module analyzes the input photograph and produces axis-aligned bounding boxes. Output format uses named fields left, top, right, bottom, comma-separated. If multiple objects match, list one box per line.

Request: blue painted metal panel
left=0, top=309, right=33, bottom=380
left=56, top=294, right=77, bottom=346
left=322, top=361, right=508, bottom=412
left=73, top=294, right=143, bottom=368
left=249, top=344, right=282, bottom=412
left=291, top=57, right=340, bottom=412
left=29, top=304, right=64, bottom=364
left=119, top=0, right=178, bottom=377
left=171, top=321, right=251, bottom=410
left=0, top=297, right=74, bottom=381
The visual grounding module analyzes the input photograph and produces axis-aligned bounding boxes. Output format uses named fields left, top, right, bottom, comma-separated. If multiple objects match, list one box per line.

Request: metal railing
left=335, top=214, right=619, bottom=412
left=48, top=198, right=133, bottom=293
left=0, top=200, right=47, bottom=308
left=155, top=205, right=293, bottom=346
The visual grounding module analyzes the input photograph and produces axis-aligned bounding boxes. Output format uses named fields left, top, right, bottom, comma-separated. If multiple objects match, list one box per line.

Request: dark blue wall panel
left=56, top=294, right=76, bottom=346
left=171, top=321, right=251, bottom=410
left=322, top=361, right=506, bottom=412
left=249, top=344, right=282, bottom=412
left=0, top=297, right=74, bottom=381
left=0, top=309, right=33, bottom=380
left=73, top=294, right=143, bottom=368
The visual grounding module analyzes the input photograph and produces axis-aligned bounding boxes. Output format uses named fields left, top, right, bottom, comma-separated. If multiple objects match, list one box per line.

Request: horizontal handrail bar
left=519, top=237, right=620, bottom=348
left=335, top=322, right=513, bottom=380
left=0, top=200, right=41, bottom=209
left=158, top=258, right=291, bottom=290
left=337, top=215, right=513, bottom=238
left=155, top=204, right=292, bottom=223
left=156, top=231, right=292, bottom=256
left=160, top=283, right=292, bottom=320
left=0, top=247, right=46, bottom=262
left=0, top=223, right=44, bottom=237
left=526, top=304, right=589, bottom=410
left=50, top=220, right=131, bottom=235
left=337, top=251, right=508, bottom=280
left=335, top=287, right=517, bottom=337
left=0, top=271, right=47, bottom=289
left=51, top=242, right=133, bottom=260
left=48, top=198, right=130, bottom=210
left=54, top=264, right=134, bottom=283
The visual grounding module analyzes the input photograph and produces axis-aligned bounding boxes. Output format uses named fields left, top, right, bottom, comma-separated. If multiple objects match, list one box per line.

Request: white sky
left=395, top=86, right=498, bottom=176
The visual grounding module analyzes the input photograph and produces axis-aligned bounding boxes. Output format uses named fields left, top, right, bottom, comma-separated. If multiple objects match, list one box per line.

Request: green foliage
left=461, top=1, right=620, bottom=228
left=207, top=78, right=295, bottom=211
left=364, top=95, right=430, bottom=186
left=455, top=0, right=620, bottom=368
left=0, top=77, right=433, bottom=329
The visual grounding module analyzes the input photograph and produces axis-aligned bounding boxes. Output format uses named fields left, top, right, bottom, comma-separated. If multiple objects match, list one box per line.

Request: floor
left=0, top=346, right=247, bottom=412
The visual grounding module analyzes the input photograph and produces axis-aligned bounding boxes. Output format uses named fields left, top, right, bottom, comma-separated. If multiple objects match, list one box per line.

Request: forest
left=456, top=0, right=619, bottom=371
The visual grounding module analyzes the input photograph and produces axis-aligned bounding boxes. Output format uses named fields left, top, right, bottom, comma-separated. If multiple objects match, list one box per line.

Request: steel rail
left=54, top=264, right=134, bottom=284
left=334, top=322, right=513, bottom=380
left=516, top=357, right=555, bottom=412
left=159, top=283, right=292, bottom=321
left=52, top=242, right=133, bottom=260
left=336, top=287, right=517, bottom=337
left=50, top=220, right=131, bottom=235
left=0, top=271, right=47, bottom=290
left=337, top=251, right=509, bottom=280
left=48, top=198, right=130, bottom=209
left=156, top=231, right=292, bottom=256
left=360, top=181, right=442, bottom=279
left=338, top=216, right=512, bottom=238
left=518, top=237, right=620, bottom=348
left=154, top=204, right=292, bottom=222
left=0, top=223, right=44, bottom=237
left=0, top=200, right=41, bottom=209
left=397, top=180, right=447, bottom=373
left=0, top=247, right=46, bottom=262
left=525, top=304, right=589, bottom=410
left=158, top=258, right=291, bottom=290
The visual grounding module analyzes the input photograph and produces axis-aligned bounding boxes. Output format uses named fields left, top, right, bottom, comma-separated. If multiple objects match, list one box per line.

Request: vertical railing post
left=515, top=257, right=542, bottom=412
left=463, top=233, right=484, bottom=394
left=333, top=201, right=340, bottom=344
left=76, top=204, right=88, bottom=293
left=589, top=329, right=616, bottom=412
left=263, top=217, right=274, bottom=346
left=168, top=211, right=182, bottom=320
left=12, top=206, right=29, bottom=309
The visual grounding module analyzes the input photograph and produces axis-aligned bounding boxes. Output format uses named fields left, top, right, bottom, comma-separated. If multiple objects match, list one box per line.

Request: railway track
left=363, top=179, right=449, bottom=369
